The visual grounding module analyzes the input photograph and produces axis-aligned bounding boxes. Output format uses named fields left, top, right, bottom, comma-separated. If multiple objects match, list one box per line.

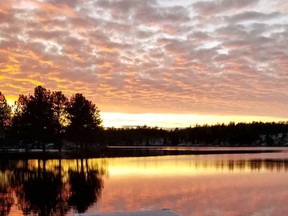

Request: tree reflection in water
left=0, top=186, right=14, bottom=216
left=0, top=160, right=18, bottom=216
left=15, top=163, right=63, bottom=215
left=0, top=158, right=107, bottom=216
left=212, top=159, right=288, bottom=172
left=68, top=159, right=104, bottom=213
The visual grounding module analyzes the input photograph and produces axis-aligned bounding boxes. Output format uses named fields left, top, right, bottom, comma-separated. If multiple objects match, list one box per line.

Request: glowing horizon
left=5, top=98, right=288, bottom=128
left=101, top=112, right=287, bottom=128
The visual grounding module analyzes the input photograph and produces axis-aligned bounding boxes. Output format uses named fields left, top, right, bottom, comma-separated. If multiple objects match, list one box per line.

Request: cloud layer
left=0, top=0, right=288, bottom=118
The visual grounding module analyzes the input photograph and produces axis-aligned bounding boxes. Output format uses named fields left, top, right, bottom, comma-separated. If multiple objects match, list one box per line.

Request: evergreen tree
left=66, top=93, right=102, bottom=151
left=51, top=91, right=69, bottom=151
left=0, top=92, right=11, bottom=145
left=11, top=86, right=61, bottom=151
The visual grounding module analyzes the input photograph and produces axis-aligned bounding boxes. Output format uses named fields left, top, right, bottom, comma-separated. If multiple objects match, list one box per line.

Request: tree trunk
left=42, top=142, right=46, bottom=153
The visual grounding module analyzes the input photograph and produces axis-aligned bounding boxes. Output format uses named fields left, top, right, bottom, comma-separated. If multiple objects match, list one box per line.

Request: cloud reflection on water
left=81, top=154, right=288, bottom=216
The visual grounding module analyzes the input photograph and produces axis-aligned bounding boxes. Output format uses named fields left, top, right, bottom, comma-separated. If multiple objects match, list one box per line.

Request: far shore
left=0, top=146, right=284, bottom=160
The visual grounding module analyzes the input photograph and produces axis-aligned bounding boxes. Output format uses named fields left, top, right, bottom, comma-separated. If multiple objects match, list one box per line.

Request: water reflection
left=96, top=155, right=288, bottom=216
left=215, top=159, right=288, bottom=172
left=0, top=159, right=107, bottom=216
left=1, top=153, right=288, bottom=215
left=106, top=155, right=288, bottom=177
left=68, top=160, right=104, bottom=213
left=14, top=162, right=63, bottom=216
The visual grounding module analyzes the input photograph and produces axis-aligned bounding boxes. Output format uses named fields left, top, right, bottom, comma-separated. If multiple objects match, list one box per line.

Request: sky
left=0, top=0, right=288, bottom=128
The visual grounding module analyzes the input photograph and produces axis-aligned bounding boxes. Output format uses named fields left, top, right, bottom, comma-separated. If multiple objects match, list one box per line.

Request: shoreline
left=0, top=146, right=284, bottom=160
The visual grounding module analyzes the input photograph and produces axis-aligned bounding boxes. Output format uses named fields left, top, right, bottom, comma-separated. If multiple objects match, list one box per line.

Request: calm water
left=1, top=148, right=288, bottom=216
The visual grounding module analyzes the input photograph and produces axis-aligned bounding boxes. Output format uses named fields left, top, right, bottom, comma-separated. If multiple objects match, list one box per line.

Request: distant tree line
left=1, top=86, right=288, bottom=152
left=0, top=86, right=102, bottom=152
left=173, top=122, right=288, bottom=146
left=103, top=122, right=288, bottom=147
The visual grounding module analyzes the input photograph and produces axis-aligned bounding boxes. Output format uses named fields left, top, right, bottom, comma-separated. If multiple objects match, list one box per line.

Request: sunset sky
left=0, top=0, right=288, bottom=128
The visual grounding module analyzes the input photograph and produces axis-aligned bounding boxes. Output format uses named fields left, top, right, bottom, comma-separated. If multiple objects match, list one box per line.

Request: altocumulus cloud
left=0, top=0, right=288, bottom=117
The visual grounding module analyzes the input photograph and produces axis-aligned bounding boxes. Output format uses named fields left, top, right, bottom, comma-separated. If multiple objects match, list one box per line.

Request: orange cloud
left=0, top=64, right=20, bottom=74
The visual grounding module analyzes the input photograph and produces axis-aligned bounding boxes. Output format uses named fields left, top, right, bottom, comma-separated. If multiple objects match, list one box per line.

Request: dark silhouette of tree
left=51, top=91, right=69, bottom=152
left=10, top=94, right=31, bottom=150
left=66, top=93, right=102, bottom=151
left=20, top=169, right=61, bottom=215
left=169, top=128, right=180, bottom=145
left=10, top=86, right=62, bottom=151
left=0, top=92, right=11, bottom=146
left=180, top=121, right=288, bottom=147
left=68, top=159, right=104, bottom=213
left=104, top=126, right=168, bottom=146
left=12, top=160, right=70, bottom=216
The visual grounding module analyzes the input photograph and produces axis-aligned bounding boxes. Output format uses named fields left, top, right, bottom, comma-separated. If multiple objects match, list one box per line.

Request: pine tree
left=66, top=93, right=102, bottom=151
left=0, top=92, right=11, bottom=144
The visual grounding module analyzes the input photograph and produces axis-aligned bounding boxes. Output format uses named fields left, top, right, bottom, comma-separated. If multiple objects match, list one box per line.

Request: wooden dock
left=75, top=209, right=181, bottom=216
